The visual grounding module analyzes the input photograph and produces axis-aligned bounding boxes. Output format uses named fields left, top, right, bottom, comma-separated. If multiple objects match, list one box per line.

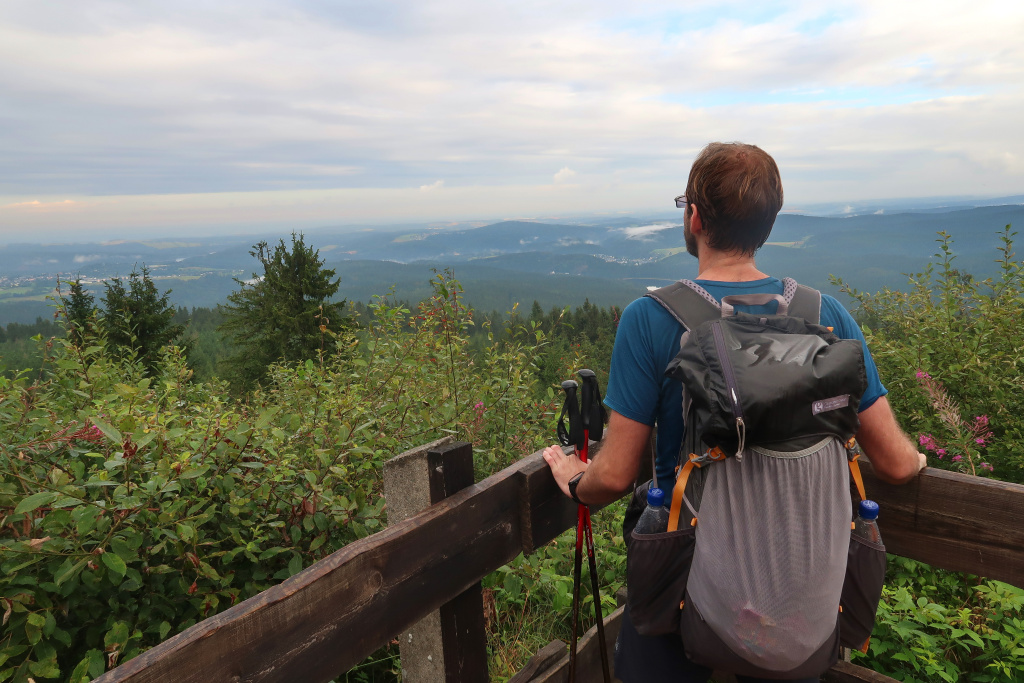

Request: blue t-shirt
left=604, top=277, right=886, bottom=499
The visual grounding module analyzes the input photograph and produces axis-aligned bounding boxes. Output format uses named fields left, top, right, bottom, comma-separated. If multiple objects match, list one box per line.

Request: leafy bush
left=0, top=272, right=565, bottom=683
left=857, top=558, right=1024, bottom=682
left=834, top=226, right=1024, bottom=482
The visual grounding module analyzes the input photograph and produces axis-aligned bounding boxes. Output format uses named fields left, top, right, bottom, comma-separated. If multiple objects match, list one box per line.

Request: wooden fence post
left=383, top=438, right=489, bottom=683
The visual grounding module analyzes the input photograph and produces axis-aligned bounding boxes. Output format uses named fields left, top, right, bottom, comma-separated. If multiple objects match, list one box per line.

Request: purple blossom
left=936, top=449, right=946, bottom=456
left=916, top=370, right=931, bottom=379
left=975, top=437, right=986, bottom=445
left=974, top=415, right=989, bottom=428
left=952, top=455, right=963, bottom=462
left=918, top=434, right=937, bottom=451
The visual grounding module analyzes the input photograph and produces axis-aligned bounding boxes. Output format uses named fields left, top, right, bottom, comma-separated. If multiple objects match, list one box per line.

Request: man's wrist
left=567, top=471, right=585, bottom=504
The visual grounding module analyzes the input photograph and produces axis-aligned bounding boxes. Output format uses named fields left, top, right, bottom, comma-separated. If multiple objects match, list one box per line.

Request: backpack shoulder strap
left=644, top=280, right=721, bottom=331
left=788, top=280, right=822, bottom=324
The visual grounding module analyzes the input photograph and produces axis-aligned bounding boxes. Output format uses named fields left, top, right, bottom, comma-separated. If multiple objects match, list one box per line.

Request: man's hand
left=542, top=444, right=587, bottom=498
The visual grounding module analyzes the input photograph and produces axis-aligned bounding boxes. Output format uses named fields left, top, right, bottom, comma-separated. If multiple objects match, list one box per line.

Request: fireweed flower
left=918, top=434, right=938, bottom=451
left=916, top=370, right=931, bottom=379
left=980, top=462, right=994, bottom=472
left=952, top=455, right=963, bottom=462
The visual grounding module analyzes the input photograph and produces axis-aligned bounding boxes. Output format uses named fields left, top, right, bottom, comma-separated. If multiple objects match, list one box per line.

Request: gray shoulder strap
left=789, top=282, right=822, bottom=324
left=644, top=280, right=721, bottom=331
left=647, top=277, right=822, bottom=326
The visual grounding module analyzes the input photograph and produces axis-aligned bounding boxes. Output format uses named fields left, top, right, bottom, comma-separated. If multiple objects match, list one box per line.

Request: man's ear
left=689, top=204, right=703, bottom=235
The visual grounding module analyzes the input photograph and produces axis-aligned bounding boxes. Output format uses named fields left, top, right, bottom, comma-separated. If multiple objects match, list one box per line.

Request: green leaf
left=158, top=621, right=172, bottom=640
left=111, top=537, right=136, bottom=562
left=14, top=492, right=59, bottom=515
left=288, top=553, right=303, bottom=577
left=91, top=416, right=122, bottom=443
left=101, top=552, right=127, bottom=578
left=255, top=407, right=280, bottom=430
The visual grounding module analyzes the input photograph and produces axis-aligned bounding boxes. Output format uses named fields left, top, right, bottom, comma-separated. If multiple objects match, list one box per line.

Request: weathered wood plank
left=509, top=640, right=568, bottom=683
left=862, top=461, right=1024, bottom=588
left=520, top=605, right=625, bottom=683
left=428, top=442, right=489, bottom=683
left=822, top=661, right=899, bottom=683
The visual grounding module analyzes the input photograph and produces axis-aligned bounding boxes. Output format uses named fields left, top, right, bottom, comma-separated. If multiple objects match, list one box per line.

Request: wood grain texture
left=822, top=661, right=900, bottom=683
left=862, top=461, right=1024, bottom=588
left=429, top=442, right=489, bottom=683
left=519, top=605, right=625, bottom=683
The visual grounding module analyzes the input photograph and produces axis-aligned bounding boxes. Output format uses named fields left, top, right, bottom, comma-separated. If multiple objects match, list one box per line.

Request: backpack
left=623, top=278, right=886, bottom=679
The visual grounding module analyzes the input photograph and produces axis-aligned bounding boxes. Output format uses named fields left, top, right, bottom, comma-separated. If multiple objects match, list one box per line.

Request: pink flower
left=975, top=437, right=986, bottom=445
left=980, top=462, right=994, bottom=472
left=918, top=434, right=937, bottom=451
left=936, top=449, right=946, bottom=456
left=952, top=455, right=963, bottom=462
left=916, top=370, right=931, bottom=379
left=974, top=415, right=989, bottom=428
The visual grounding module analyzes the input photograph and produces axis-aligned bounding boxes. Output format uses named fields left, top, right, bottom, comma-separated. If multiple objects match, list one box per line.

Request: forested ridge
left=2, top=228, right=1024, bottom=683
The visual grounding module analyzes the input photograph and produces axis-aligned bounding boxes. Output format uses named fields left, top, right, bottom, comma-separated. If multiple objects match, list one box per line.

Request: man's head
left=682, top=142, right=783, bottom=257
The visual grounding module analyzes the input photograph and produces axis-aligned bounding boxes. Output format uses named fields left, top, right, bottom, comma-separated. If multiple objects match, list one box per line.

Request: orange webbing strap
left=859, top=637, right=871, bottom=654
left=668, top=458, right=697, bottom=532
left=848, top=453, right=867, bottom=502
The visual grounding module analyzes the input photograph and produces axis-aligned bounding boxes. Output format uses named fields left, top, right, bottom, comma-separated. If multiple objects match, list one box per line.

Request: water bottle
left=852, top=499, right=882, bottom=545
left=634, top=487, right=670, bottom=535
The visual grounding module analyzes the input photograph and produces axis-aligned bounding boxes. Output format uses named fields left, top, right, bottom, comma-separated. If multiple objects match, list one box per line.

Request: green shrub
left=0, top=272, right=563, bottom=683
left=834, top=226, right=1024, bottom=482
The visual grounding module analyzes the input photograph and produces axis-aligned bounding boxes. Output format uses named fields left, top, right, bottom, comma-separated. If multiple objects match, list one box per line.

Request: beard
left=683, top=213, right=698, bottom=257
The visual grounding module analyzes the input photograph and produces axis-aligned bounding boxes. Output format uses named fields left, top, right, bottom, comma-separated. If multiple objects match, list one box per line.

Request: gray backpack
left=624, top=278, right=886, bottom=679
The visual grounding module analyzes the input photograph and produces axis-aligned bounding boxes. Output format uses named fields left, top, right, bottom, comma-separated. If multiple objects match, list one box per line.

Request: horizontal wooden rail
left=95, top=446, right=1024, bottom=683
left=861, top=460, right=1024, bottom=587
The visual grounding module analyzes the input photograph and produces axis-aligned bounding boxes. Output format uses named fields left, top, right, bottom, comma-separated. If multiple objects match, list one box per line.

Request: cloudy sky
left=1, top=0, right=1023, bottom=241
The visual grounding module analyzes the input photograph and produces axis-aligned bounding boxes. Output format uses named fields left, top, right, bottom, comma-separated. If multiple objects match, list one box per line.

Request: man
left=542, top=142, right=926, bottom=683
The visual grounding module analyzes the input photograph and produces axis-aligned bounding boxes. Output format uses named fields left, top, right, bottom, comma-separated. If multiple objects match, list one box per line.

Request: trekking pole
left=578, top=369, right=611, bottom=683
left=557, top=380, right=585, bottom=683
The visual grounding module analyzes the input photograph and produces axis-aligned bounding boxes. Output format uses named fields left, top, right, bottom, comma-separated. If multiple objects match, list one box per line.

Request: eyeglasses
left=674, top=194, right=687, bottom=209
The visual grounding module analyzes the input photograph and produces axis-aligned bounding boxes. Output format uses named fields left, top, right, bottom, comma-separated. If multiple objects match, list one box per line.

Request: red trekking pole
left=556, top=372, right=610, bottom=683
left=577, top=369, right=611, bottom=683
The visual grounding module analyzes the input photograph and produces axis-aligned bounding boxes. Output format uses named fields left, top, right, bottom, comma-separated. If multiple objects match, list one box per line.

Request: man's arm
left=855, top=396, right=927, bottom=484
left=542, top=409, right=651, bottom=505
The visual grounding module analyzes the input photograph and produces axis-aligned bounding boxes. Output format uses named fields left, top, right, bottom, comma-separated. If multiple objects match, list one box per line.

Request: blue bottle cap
left=647, top=487, right=665, bottom=507
left=859, top=499, right=880, bottom=520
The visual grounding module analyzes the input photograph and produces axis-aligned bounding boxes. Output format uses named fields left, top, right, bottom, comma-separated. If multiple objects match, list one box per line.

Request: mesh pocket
left=840, top=534, right=886, bottom=649
left=626, top=526, right=696, bottom=636
left=685, top=439, right=851, bottom=672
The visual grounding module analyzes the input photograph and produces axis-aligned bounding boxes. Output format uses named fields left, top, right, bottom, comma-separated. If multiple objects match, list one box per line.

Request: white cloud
left=420, top=180, right=445, bottom=191
left=553, top=167, right=577, bottom=183
left=1, top=0, right=1023, bottom=237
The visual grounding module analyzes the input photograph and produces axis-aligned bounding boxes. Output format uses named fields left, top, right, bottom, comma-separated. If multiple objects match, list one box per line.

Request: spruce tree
left=219, top=232, right=346, bottom=390
left=63, top=277, right=96, bottom=346
left=101, top=266, right=183, bottom=372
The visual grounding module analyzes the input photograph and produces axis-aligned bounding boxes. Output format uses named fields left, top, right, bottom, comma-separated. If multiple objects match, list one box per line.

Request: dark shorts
left=614, top=604, right=821, bottom=683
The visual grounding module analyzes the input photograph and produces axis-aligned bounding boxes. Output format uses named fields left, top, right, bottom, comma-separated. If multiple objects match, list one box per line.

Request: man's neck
left=696, top=249, right=767, bottom=282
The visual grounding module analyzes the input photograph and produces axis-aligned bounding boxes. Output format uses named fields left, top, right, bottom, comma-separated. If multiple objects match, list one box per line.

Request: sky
left=1, top=0, right=1024, bottom=242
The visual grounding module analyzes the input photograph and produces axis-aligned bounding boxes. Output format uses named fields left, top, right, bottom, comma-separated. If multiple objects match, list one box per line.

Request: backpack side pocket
left=840, top=534, right=886, bottom=650
left=626, top=526, right=696, bottom=636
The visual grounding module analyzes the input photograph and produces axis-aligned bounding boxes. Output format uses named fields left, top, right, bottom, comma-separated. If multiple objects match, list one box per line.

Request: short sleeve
left=604, top=298, right=672, bottom=426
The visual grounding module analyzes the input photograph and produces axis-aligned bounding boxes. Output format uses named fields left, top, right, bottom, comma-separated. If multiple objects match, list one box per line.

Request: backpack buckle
left=689, top=446, right=727, bottom=467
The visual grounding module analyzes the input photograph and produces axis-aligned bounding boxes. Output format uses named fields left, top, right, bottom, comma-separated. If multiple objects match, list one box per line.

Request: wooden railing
left=94, top=439, right=1024, bottom=683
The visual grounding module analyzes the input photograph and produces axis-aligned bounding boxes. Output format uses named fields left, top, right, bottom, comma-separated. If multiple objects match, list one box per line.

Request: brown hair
left=685, top=142, right=783, bottom=255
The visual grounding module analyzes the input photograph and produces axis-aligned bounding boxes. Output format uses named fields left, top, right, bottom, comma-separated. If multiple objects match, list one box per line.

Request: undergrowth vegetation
left=2, top=228, right=1024, bottom=683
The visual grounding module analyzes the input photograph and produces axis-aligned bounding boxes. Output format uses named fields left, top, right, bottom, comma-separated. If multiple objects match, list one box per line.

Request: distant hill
left=1, top=204, right=1021, bottom=325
